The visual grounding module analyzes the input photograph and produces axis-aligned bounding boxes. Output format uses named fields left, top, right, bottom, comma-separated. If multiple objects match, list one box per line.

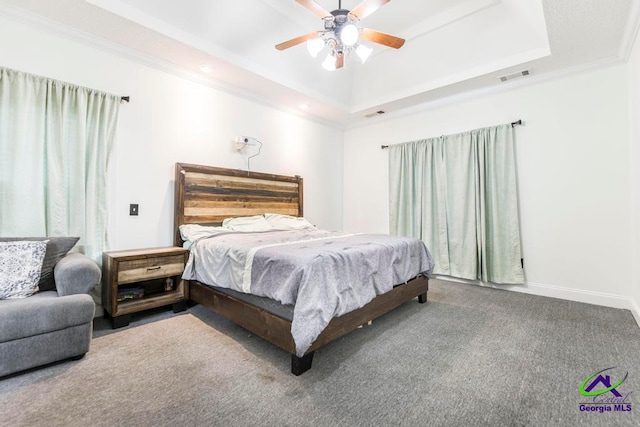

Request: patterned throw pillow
left=0, top=241, right=48, bottom=299
left=0, top=237, right=79, bottom=291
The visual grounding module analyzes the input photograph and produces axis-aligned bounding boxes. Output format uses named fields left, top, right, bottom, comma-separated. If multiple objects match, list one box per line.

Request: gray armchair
left=0, top=243, right=100, bottom=377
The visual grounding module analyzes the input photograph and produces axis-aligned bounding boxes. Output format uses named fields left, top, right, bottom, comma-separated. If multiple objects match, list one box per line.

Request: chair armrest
left=54, top=253, right=101, bottom=296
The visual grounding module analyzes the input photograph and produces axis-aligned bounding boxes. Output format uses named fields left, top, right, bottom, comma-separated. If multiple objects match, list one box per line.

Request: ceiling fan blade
left=295, top=0, right=332, bottom=19
left=335, top=52, right=345, bottom=69
left=275, top=32, right=319, bottom=50
left=350, top=0, right=390, bottom=20
left=360, top=28, right=405, bottom=49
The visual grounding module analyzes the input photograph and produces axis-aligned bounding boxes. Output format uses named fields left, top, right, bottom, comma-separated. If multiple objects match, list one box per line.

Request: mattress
left=211, top=284, right=294, bottom=322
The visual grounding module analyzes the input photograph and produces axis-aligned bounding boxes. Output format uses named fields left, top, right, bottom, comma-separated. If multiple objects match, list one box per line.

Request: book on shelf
left=117, top=286, right=144, bottom=302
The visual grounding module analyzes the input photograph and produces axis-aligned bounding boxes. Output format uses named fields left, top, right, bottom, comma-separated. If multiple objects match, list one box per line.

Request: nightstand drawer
left=117, top=255, right=185, bottom=284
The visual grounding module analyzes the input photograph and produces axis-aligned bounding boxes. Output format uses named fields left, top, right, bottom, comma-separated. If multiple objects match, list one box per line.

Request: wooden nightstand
left=102, top=246, right=188, bottom=328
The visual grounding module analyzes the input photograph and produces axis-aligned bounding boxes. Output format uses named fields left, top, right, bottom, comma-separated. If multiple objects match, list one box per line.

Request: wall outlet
left=129, top=204, right=139, bottom=216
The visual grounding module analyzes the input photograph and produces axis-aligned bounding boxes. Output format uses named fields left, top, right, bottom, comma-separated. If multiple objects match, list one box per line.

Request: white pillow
left=264, top=213, right=315, bottom=230
left=179, top=224, right=228, bottom=248
left=222, top=215, right=274, bottom=232
left=0, top=240, right=47, bottom=299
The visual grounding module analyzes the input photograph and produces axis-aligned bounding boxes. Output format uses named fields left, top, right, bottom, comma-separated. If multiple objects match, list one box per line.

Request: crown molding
left=619, top=0, right=640, bottom=61
left=0, top=3, right=344, bottom=130
left=400, top=0, right=499, bottom=43
left=85, top=0, right=352, bottom=112
left=349, top=45, right=550, bottom=116
left=344, top=55, right=625, bottom=130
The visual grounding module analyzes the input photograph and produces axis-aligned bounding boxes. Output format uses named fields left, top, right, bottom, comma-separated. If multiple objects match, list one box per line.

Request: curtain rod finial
left=120, top=96, right=130, bottom=104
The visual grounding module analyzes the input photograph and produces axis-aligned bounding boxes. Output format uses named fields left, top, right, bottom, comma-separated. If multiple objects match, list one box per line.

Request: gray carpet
left=1, top=279, right=639, bottom=426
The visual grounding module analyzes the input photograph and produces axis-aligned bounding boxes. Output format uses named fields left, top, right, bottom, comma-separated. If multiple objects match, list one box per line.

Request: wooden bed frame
left=174, top=163, right=429, bottom=375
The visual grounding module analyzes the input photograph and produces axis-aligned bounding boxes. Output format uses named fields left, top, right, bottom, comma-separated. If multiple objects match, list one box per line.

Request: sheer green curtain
left=389, top=124, right=524, bottom=284
left=0, top=67, right=120, bottom=262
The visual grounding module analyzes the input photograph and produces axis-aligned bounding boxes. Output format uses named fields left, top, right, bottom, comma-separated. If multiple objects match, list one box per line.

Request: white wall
left=629, top=28, right=640, bottom=323
left=0, top=15, right=344, bottom=251
left=344, top=64, right=636, bottom=312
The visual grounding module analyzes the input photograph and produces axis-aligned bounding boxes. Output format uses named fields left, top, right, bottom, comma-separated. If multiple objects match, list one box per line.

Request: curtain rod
left=380, top=120, right=523, bottom=149
left=120, top=96, right=130, bottom=103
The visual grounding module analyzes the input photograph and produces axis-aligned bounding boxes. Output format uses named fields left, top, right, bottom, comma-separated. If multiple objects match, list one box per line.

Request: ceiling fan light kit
left=340, top=23, right=359, bottom=46
left=322, top=52, right=337, bottom=71
left=355, top=43, right=373, bottom=62
left=276, top=0, right=405, bottom=71
left=306, top=37, right=325, bottom=57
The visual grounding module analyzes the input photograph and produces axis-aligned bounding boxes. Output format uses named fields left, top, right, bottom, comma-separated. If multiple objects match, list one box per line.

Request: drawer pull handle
left=147, top=266, right=162, bottom=271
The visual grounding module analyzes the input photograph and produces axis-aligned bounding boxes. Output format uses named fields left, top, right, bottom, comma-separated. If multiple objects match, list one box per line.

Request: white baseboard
left=432, top=275, right=640, bottom=328
left=630, top=298, right=640, bottom=328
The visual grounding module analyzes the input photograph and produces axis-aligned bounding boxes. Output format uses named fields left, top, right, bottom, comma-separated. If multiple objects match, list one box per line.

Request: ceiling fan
left=275, top=0, right=405, bottom=71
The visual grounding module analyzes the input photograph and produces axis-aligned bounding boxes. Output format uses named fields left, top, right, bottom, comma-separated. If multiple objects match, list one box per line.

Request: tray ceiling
left=0, top=0, right=637, bottom=127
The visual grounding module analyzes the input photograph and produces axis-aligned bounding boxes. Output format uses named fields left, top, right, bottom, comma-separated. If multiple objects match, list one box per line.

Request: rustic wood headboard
left=174, top=163, right=304, bottom=246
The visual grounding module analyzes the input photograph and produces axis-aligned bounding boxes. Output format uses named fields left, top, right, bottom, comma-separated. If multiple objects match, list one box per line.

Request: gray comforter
left=183, top=229, right=434, bottom=356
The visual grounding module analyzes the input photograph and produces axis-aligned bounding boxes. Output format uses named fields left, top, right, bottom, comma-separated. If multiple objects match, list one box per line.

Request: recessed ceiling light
left=199, top=65, right=213, bottom=73
left=299, top=103, right=310, bottom=110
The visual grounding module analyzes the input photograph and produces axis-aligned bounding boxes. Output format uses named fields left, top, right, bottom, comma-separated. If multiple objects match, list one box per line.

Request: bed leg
left=291, top=352, right=314, bottom=376
left=172, top=301, right=187, bottom=313
left=418, top=293, right=427, bottom=304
